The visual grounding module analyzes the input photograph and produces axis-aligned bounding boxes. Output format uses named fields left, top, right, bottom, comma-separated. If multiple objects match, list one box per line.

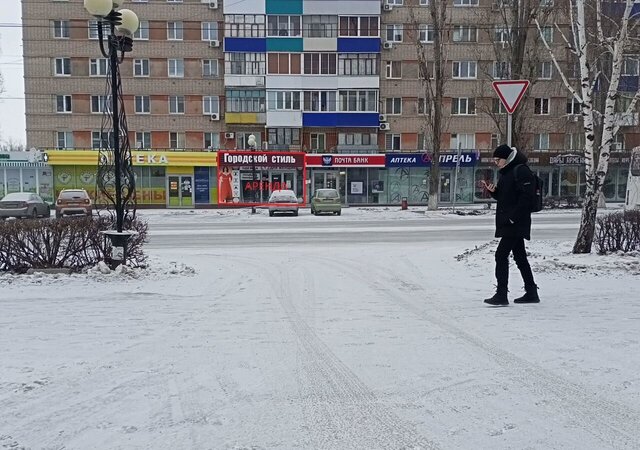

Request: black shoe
left=514, top=285, right=540, bottom=304
left=484, top=291, right=509, bottom=306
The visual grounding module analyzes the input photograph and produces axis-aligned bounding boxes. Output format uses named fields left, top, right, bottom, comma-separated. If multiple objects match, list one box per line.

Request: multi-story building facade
left=19, top=0, right=637, bottom=207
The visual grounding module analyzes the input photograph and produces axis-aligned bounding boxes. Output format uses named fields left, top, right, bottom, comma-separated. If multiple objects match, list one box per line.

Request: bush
left=0, top=216, right=148, bottom=273
left=595, top=210, right=640, bottom=254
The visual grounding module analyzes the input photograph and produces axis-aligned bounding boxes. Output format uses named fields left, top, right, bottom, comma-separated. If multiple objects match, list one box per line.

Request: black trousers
left=495, top=236, right=536, bottom=291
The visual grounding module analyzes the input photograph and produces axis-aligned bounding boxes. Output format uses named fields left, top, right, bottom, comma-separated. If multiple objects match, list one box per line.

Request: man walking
left=482, top=144, right=540, bottom=306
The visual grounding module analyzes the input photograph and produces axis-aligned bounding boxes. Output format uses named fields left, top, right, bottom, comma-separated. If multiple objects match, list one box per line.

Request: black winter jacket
left=490, top=151, right=536, bottom=240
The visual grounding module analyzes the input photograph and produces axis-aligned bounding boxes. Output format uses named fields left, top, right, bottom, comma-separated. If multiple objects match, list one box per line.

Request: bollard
left=401, top=197, right=408, bottom=210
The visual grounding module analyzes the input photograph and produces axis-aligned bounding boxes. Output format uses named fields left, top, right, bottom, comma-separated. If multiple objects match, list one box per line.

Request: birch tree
left=536, top=0, right=640, bottom=253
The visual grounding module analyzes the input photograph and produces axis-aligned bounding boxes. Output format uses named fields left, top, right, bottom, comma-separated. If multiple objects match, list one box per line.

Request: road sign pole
left=507, top=113, right=512, bottom=147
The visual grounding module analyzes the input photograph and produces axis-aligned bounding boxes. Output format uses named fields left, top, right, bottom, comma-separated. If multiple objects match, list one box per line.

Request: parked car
left=55, top=189, right=93, bottom=218
left=0, top=192, right=51, bottom=220
left=311, top=188, right=342, bottom=216
left=268, top=189, right=299, bottom=216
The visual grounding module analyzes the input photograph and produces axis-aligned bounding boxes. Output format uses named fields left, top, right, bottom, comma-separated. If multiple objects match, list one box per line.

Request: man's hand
left=481, top=180, right=496, bottom=193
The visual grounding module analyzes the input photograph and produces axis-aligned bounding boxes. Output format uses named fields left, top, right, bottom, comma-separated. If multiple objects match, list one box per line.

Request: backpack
left=515, top=164, right=544, bottom=213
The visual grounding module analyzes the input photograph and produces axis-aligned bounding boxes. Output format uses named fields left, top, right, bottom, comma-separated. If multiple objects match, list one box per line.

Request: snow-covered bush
left=0, top=216, right=148, bottom=272
left=595, top=210, right=640, bottom=254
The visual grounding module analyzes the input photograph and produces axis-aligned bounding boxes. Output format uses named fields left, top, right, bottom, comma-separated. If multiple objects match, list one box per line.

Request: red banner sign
left=306, top=154, right=386, bottom=167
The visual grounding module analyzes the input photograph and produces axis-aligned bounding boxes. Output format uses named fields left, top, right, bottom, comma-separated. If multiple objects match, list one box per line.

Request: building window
left=451, top=98, right=475, bottom=115
left=303, top=91, right=337, bottom=111
left=565, top=133, right=584, bottom=150
left=420, top=0, right=429, bottom=5
left=567, top=97, right=581, bottom=115
left=267, top=16, right=301, bottom=37
left=418, top=98, right=431, bottom=115
left=225, top=52, right=266, bottom=75
left=534, top=98, right=550, bottom=115
left=91, top=95, right=110, bottom=113
left=203, top=96, right=220, bottom=115
left=385, top=97, right=402, bottom=115
left=135, top=95, right=150, bottom=114
left=454, top=0, right=478, bottom=5
left=540, top=26, right=553, bottom=43
left=92, top=131, right=114, bottom=149
left=339, top=16, right=379, bottom=37
left=450, top=133, right=475, bottom=150
left=339, top=132, right=376, bottom=146
left=492, top=98, right=507, bottom=114
left=56, top=131, right=73, bottom=149
left=493, top=61, right=510, bottom=79
left=267, top=91, right=301, bottom=111
left=613, top=133, right=625, bottom=151
left=133, top=20, right=149, bottom=40
left=338, top=53, right=379, bottom=76
left=134, top=59, right=150, bottom=76
left=225, top=14, right=265, bottom=38
left=202, top=22, right=219, bottom=41
left=453, top=25, right=477, bottom=42
left=419, top=24, right=434, bottom=43
left=88, top=20, right=111, bottom=39
left=310, top=133, right=325, bottom=151
left=135, top=132, right=151, bottom=149
left=202, top=59, right=219, bottom=77
left=169, top=132, right=185, bottom=149
left=268, top=128, right=301, bottom=146
left=386, top=134, right=401, bottom=151
left=452, top=61, right=477, bottom=79
left=303, top=53, right=337, bottom=75
left=533, top=133, right=550, bottom=151
left=385, top=61, right=402, bottom=79
left=538, top=61, right=553, bottom=79
left=386, top=24, right=403, bottom=42
left=204, top=132, right=220, bottom=150
left=339, top=90, right=378, bottom=112
left=267, top=53, right=302, bottom=75
left=54, top=57, right=71, bottom=76
left=169, top=96, right=185, bottom=114
left=56, top=95, right=72, bottom=113
left=494, top=26, right=511, bottom=44
left=168, top=59, right=185, bottom=77
left=90, top=58, right=108, bottom=76
left=167, top=21, right=184, bottom=40
left=303, top=15, right=338, bottom=38
left=225, top=89, right=265, bottom=113
left=388, top=0, right=403, bottom=4
left=52, top=20, right=69, bottom=38
left=622, top=55, right=639, bottom=76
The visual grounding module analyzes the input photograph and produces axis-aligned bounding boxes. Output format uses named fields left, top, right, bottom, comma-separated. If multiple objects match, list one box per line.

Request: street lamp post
left=248, top=134, right=257, bottom=214
left=84, top=0, right=139, bottom=267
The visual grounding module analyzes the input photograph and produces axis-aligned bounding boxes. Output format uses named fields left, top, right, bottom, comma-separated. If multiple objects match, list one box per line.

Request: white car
left=268, top=189, right=299, bottom=217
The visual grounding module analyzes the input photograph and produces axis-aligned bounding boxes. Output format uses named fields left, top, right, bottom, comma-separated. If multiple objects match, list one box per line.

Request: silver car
left=0, top=192, right=51, bottom=220
left=268, top=189, right=299, bottom=216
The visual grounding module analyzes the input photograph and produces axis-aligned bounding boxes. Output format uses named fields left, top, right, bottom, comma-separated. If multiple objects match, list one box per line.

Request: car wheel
left=56, top=213, right=62, bottom=219
left=336, top=211, right=341, bottom=216
left=31, top=209, right=38, bottom=219
left=269, top=211, right=274, bottom=217
left=293, top=210, right=298, bottom=216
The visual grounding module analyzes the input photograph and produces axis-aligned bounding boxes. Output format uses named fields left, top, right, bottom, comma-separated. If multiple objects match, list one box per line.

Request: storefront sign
left=0, top=154, right=9, bottom=160
left=550, top=154, right=586, bottom=165
left=219, top=151, right=304, bottom=168
left=135, top=153, right=169, bottom=165
left=385, top=152, right=477, bottom=167
left=306, top=154, right=386, bottom=167
left=194, top=167, right=210, bottom=204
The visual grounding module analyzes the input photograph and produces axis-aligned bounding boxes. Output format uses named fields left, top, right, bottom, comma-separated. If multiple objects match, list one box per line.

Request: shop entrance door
left=312, top=171, right=344, bottom=202
left=270, top=171, right=296, bottom=192
left=439, top=171, right=452, bottom=203
left=167, top=175, right=193, bottom=207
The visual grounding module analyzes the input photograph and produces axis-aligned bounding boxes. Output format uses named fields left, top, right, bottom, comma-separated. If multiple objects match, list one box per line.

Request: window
left=494, top=26, right=511, bottom=43
left=133, top=20, right=149, bottom=40
left=54, top=57, right=71, bottom=76
left=135, top=95, right=150, bottom=114
left=534, top=98, right=550, bottom=115
left=420, top=0, right=429, bottom=4
left=225, top=89, right=266, bottom=113
left=385, top=97, right=402, bottom=115
left=533, top=133, right=550, bottom=151
left=169, top=96, right=185, bottom=114
left=338, top=53, right=379, bottom=75
left=88, top=20, right=110, bottom=39
left=135, top=132, right=151, bottom=149
left=310, top=133, right=325, bottom=151
left=386, top=24, right=403, bottom=42
left=622, top=56, right=639, bottom=76
left=303, top=91, right=337, bottom=111
left=90, top=58, right=108, bottom=76
left=613, top=133, right=625, bottom=151
left=386, top=134, right=402, bottom=151
left=565, top=133, right=584, bottom=150
left=419, top=24, right=434, bottom=43
left=303, top=15, right=338, bottom=38
left=168, top=59, right=184, bottom=77
left=450, top=133, right=475, bottom=150
left=56, top=95, right=72, bottom=113
left=452, top=61, right=476, bottom=79
left=236, top=132, right=262, bottom=150
left=56, top=131, right=73, bottom=149
left=92, top=131, right=114, bottom=149
left=339, top=132, right=376, bottom=147
left=202, top=59, right=219, bottom=77
left=134, top=59, right=150, bottom=76
left=567, top=97, right=581, bottom=115
left=385, top=61, right=402, bottom=79
left=339, top=90, right=378, bottom=112
left=454, top=0, right=478, bottom=5
left=167, top=21, right=184, bottom=40
left=453, top=25, right=477, bottom=42
left=267, top=16, right=301, bottom=37
left=268, top=53, right=302, bottom=74
left=91, top=95, right=110, bottom=113
left=267, top=91, right=301, bottom=111
left=540, top=26, right=553, bottom=43
left=204, top=132, right=220, bottom=150
left=388, top=0, right=403, bottom=5
left=538, top=61, right=553, bottom=79
left=451, top=98, right=475, bottom=115
left=491, top=133, right=500, bottom=150
left=303, top=53, right=337, bottom=75
left=202, top=22, right=219, bottom=41
left=169, top=132, right=185, bottom=149
left=52, top=20, right=69, bottom=38
left=268, top=128, right=301, bottom=146
left=493, top=61, right=510, bottom=79
left=225, top=14, right=265, bottom=38
left=225, top=53, right=266, bottom=75
left=339, top=16, right=379, bottom=37
left=203, top=96, right=220, bottom=115
left=492, top=98, right=506, bottom=114
left=418, top=98, right=431, bottom=115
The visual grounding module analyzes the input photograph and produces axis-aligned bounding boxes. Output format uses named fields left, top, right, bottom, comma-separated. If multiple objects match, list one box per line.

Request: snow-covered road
left=1, top=208, right=639, bottom=449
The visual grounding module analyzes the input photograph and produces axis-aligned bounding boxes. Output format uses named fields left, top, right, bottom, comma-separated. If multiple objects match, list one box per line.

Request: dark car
left=0, top=192, right=51, bottom=220
left=55, top=189, right=93, bottom=218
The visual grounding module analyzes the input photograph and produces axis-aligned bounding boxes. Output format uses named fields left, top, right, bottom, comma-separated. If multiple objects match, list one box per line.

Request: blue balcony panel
left=619, top=76, right=639, bottom=92
left=224, top=38, right=267, bottom=53
left=303, top=112, right=379, bottom=127
left=337, top=37, right=380, bottom=53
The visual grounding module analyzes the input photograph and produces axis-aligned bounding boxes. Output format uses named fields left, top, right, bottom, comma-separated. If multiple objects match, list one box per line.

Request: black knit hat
left=493, top=144, right=512, bottom=159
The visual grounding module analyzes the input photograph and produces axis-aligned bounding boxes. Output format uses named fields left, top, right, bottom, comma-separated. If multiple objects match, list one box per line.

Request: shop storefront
left=217, top=151, right=306, bottom=205
left=0, top=152, right=53, bottom=202
left=45, top=150, right=218, bottom=208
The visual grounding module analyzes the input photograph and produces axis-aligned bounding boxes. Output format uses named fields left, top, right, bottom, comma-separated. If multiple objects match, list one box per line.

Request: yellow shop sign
left=134, top=153, right=169, bottom=165
left=45, top=150, right=217, bottom=167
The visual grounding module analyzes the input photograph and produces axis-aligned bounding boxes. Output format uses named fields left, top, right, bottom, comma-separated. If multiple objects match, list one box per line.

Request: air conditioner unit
left=208, top=0, right=218, bottom=9
left=379, top=123, right=391, bottom=131
left=210, top=113, right=220, bottom=121
left=383, top=41, right=393, bottom=50
left=224, top=132, right=235, bottom=139
left=379, top=114, right=387, bottom=122
left=383, top=3, right=393, bottom=11
left=209, top=40, right=220, bottom=48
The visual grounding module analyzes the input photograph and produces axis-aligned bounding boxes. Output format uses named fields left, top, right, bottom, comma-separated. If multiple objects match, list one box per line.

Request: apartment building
left=20, top=0, right=637, bottom=207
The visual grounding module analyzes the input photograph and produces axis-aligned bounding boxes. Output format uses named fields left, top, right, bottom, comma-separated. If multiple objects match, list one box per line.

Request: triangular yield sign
left=492, top=80, right=530, bottom=114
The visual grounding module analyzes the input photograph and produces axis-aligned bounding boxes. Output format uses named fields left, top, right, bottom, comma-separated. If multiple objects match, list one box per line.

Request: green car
left=311, top=188, right=341, bottom=216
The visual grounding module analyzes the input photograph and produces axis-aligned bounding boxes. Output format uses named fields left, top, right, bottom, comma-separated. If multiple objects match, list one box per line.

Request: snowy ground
left=1, top=207, right=639, bottom=449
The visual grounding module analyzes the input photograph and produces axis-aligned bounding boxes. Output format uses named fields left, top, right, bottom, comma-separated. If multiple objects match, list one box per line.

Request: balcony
left=225, top=112, right=266, bottom=124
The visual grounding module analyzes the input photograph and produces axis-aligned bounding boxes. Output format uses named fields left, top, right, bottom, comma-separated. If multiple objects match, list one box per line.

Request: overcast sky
left=0, top=0, right=26, bottom=146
